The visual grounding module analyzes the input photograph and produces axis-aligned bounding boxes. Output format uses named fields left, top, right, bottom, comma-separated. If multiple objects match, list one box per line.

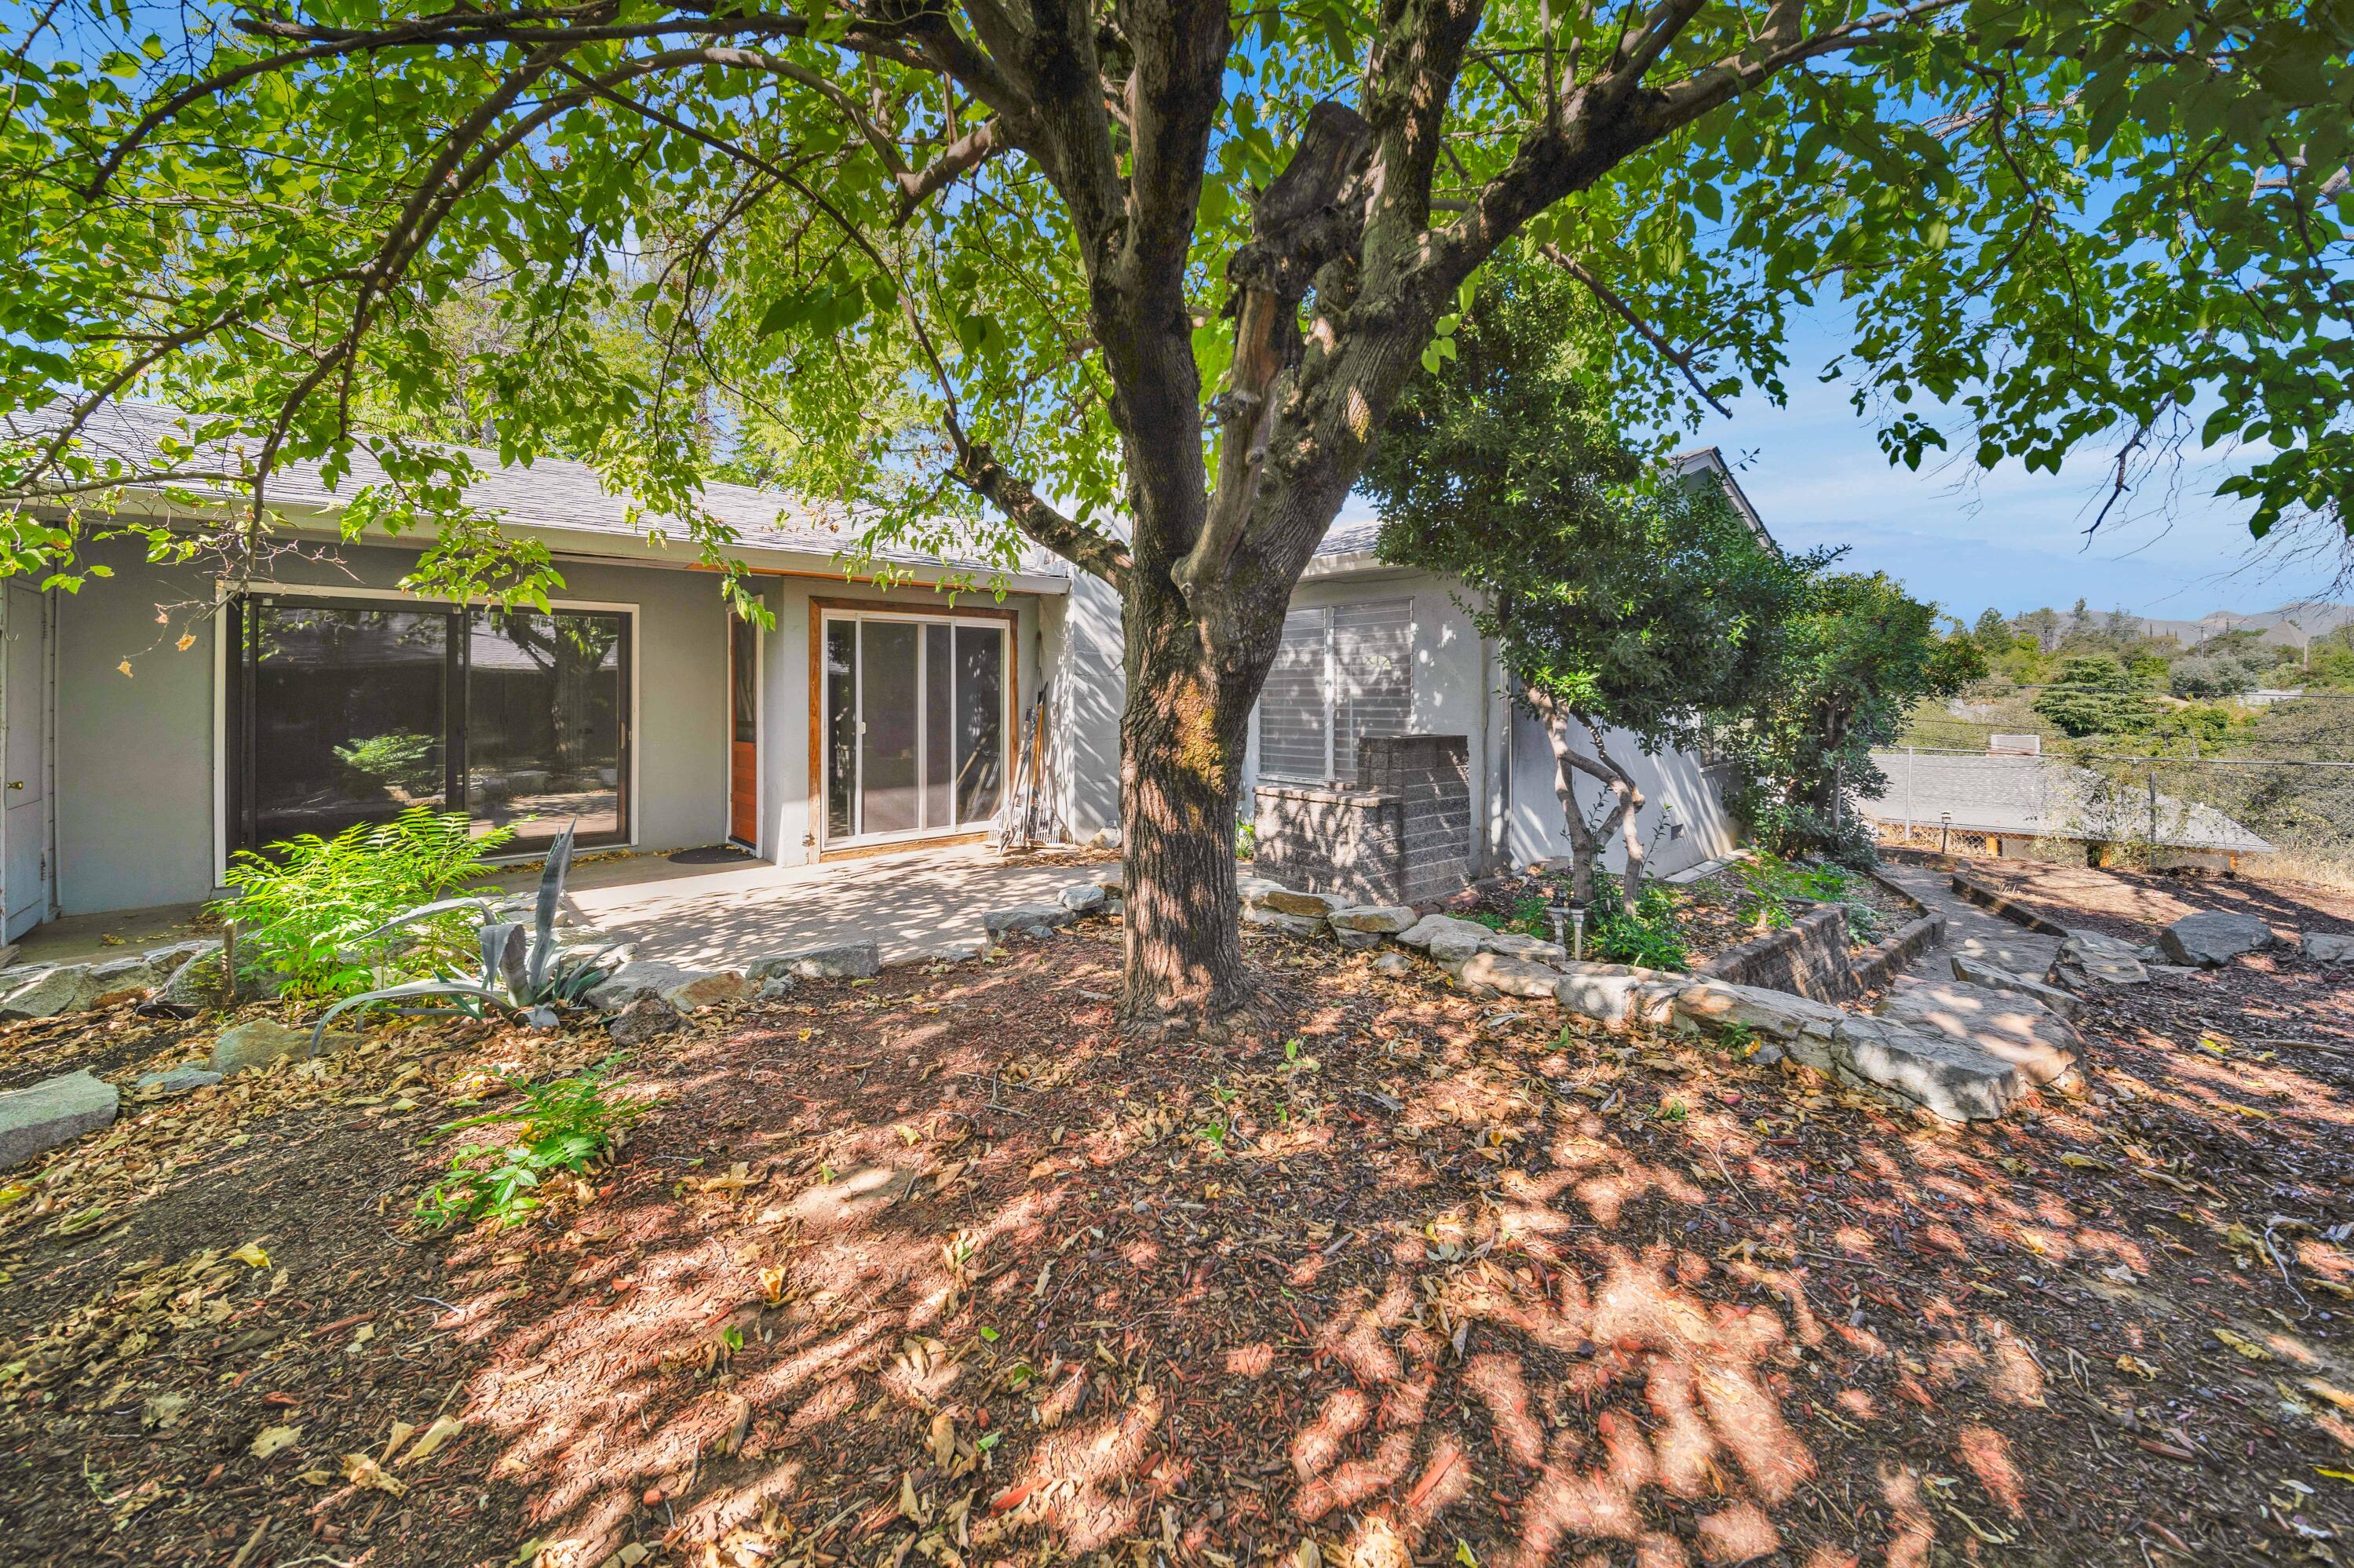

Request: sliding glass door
left=819, top=611, right=1006, bottom=849
left=232, top=595, right=630, bottom=855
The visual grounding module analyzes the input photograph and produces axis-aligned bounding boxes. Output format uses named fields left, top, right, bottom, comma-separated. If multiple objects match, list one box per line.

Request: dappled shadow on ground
left=425, top=928, right=2354, bottom=1568
left=5, top=915, right=2354, bottom=1567
left=1923, top=851, right=2354, bottom=946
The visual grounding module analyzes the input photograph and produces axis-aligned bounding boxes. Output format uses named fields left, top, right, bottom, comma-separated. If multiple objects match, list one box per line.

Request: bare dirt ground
left=3, top=906, right=2352, bottom=1568
left=1949, top=858, right=2354, bottom=950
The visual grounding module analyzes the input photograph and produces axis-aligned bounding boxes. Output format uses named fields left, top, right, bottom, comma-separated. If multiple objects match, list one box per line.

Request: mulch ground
left=4, top=909, right=2353, bottom=1568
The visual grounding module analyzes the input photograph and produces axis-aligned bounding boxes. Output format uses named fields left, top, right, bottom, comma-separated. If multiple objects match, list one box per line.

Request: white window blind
left=1256, top=598, right=1414, bottom=783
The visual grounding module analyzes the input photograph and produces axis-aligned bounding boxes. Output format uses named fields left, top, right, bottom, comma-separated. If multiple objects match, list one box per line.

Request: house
left=0, top=404, right=1753, bottom=939
left=1047, top=448, right=1758, bottom=900
left=1861, top=745, right=2274, bottom=870
left=0, top=403, right=1071, bottom=941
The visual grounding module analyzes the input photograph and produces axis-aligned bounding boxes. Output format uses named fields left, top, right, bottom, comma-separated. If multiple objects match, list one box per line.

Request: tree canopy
left=1363, top=249, right=1812, bottom=904
left=0, top=0, right=2343, bottom=1024
left=1731, top=571, right=1984, bottom=861
left=0, top=0, right=2345, bottom=586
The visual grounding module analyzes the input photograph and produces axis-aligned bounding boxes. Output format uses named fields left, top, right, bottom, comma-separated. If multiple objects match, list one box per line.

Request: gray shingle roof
left=1309, top=446, right=1774, bottom=564
left=1862, top=749, right=2275, bottom=853
left=16, top=400, right=1041, bottom=576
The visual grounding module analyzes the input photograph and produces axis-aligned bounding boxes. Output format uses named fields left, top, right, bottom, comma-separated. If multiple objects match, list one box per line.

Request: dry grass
left=2246, top=831, right=2354, bottom=895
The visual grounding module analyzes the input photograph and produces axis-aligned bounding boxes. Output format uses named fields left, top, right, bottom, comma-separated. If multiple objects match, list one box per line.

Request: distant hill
left=2134, top=600, right=2353, bottom=649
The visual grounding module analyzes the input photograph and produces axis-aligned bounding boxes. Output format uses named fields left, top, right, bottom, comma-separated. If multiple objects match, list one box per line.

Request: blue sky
left=1658, top=303, right=2342, bottom=624
left=1335, top=303, right=2345, bottom=625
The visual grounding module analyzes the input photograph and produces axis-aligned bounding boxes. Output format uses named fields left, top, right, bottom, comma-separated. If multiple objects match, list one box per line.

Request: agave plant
left=309, top=822, right=624, bottom=1049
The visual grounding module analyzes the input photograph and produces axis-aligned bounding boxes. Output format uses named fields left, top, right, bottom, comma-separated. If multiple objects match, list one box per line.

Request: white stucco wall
left=1042, top=568, right=1126, bottom=841
left=1504, top=709, right=1739, bottom=879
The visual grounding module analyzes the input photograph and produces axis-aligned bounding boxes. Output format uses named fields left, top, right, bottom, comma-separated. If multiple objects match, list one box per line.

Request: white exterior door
left=3, top=583, right=51, bottom=939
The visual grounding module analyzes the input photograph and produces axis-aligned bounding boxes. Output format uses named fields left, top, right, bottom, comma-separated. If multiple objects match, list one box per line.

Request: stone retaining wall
left=1692, top=865, right=1939, bottom=1001
left=1696, top=903, right=1858, bottom=1001
left=1849, top=904, right=1947, bottom=992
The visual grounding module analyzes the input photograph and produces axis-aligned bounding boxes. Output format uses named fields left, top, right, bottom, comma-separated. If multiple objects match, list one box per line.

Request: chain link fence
left=1863, top=746, right=2354, bottom=884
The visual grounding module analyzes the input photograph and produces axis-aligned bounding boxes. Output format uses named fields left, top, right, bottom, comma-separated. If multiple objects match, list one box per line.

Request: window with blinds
left=1255, top=598, right=1414, bottom=783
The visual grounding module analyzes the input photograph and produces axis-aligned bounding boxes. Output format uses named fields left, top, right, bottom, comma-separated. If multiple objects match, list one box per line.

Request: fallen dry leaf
left=340, top=1452, right=409, bottom=1497
left=400, top=1414, right=464, bottom=1465
left=249, top=1424, right=301, bottom=1460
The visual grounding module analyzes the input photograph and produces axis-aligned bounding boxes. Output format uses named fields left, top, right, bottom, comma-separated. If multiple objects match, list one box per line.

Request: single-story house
left=0, top=403, right=1752, bottom=939
left=0, top=402, right=1068, bottom=941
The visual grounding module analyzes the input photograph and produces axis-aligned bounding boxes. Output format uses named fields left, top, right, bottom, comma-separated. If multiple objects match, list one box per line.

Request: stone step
left=1878, top=979, right=2080, bottom=1087
left=0, top=1070, right=119, bottom=1168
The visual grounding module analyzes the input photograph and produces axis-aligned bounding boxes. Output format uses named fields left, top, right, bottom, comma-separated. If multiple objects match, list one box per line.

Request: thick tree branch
left=1177, top=102, right=1374, bottom=606
left=960, top=446, right=1132, bottom=585
left=894, top=118, right=1001, bottom=217
left=1538, top=243, right=1730, bottom=415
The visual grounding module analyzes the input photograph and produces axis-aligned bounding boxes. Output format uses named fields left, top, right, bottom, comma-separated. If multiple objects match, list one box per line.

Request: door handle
left=5, top=781, right=20, bottom=790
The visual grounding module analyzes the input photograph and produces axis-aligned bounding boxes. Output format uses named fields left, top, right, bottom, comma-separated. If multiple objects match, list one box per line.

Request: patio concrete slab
left=505, top=844, right=1118, bottom=968
left=11, top=843, right=1120, bottom=975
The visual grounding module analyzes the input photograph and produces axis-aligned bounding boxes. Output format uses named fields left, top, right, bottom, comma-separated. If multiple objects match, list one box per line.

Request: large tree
left=1361, top=249, right=1812, bottom=913
left=0, top=0, right=2341, bottom=1030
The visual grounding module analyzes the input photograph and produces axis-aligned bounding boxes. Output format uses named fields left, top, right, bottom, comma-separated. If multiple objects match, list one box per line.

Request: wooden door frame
left=806, top=596, right=1017, bottom=862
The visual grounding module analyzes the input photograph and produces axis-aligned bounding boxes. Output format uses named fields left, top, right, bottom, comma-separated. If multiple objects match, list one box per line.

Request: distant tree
left=1364, top=251, right=1813, bottom=912
left=2034, top=655, right=2157, bottom=738
left=2104, top=609, right=2141, bottom=643
left=2307, top=634, right=2354, bottom=693
left=2170, top=655, right=2259, bottom=701
left=1973, top=607, right=2013, bottom=648
left=2068, top=597, right=2093, bottom=640
left=1731, top=572, right=1985, bottom=865
left=2022, top=607, right=2063, bottom=653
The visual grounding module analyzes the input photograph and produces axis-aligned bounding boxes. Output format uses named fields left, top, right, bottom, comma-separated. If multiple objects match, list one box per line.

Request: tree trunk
left=1531, top=699, right=1647, bottom=918
left=1115, top=579, right=1264, bottom=1034
left=1586, top=717, right=1648, bottom=917
left=1528, top=692, right=1600, bottom=905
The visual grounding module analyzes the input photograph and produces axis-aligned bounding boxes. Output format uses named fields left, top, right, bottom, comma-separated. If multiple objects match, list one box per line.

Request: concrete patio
left=521, top=843, right=1116, bottom=967
left=9, top=842, right=1119, bottom=972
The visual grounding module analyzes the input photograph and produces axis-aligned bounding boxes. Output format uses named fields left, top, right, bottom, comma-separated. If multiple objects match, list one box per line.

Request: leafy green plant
left=414, top=1056, right=641, bottom=1230
left=212, top=807, right=515, bottom=998
left=1584, top=872, right=1688, bottom=970
left=331, top=730, right=441, bottom=796
left=1738, top=851, right=1881, bottom=946
left=310, top=822, right=624, bottom=1048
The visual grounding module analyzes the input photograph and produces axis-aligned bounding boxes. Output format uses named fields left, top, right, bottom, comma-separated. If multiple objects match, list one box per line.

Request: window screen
left=1257, top=610, right=1330, bottom=782
left=1254, top=598, right=1414, bottom=783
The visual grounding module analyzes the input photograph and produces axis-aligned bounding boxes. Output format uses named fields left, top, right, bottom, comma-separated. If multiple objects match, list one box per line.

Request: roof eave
left=79, top=489, right=1071, bottom=596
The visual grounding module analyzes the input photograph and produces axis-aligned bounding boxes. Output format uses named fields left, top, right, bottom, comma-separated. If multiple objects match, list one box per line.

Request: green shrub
left=414, top=1056, right=641, bottom=1230
left=213, top=807, right=515, bottom=998
left=1739, top=850, right=1882, bottom=945
left=332, top=730, right=441, bottom=796
left=1586, top=873, right=1689, bottom=969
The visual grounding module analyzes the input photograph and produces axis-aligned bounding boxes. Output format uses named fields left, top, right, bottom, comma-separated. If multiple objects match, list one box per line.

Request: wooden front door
left=728, top=614, right=758, bottom=847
